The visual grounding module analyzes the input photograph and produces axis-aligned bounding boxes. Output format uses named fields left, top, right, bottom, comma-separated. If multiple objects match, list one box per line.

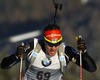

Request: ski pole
left=19, top=42, right=25, bottom=80
left=19, top=55, right=23, bottom=80
left=79, top=49, right=82, bottom=80
left=76, top=35, right=82, bottom=80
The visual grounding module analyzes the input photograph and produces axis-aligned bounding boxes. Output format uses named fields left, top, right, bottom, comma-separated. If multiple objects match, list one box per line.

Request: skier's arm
left=0, top=44, right=26, bottom=69
left=65, top=45, right=97, bottom=72
left=1, top=41, right=34, bottom=69
left=1, top=54, right=20, bottom=69
left=75, top=52, right=97, bottom=72
left=75, top=36, right=97, bottom=72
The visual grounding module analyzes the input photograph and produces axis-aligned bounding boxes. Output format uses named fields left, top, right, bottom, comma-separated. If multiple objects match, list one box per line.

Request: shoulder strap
left=28, top=42, right=41, bottom=69
left=58, top=43, right=65, bottom=74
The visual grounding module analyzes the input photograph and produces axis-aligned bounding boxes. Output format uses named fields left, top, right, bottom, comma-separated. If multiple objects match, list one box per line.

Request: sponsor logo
left=46, top=34, right=61, bottom=37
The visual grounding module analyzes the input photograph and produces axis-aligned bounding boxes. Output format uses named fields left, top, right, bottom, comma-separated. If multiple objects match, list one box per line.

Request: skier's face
left=44, top=40, right=60, bottom=56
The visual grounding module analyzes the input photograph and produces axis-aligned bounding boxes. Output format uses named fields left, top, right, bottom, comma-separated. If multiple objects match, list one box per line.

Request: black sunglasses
left=45, top=41, right=61, bottom=47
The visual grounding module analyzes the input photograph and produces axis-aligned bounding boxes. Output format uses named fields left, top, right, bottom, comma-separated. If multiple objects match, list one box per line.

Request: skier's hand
left=16, top=43, right=27, bottom=58
left=77, top=38, right=87, bottom=53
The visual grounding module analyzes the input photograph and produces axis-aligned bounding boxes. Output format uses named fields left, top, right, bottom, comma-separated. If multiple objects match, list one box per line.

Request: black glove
left=77, top=38, right=87, bottom=53
left=16, top=43, right=27, bottom=58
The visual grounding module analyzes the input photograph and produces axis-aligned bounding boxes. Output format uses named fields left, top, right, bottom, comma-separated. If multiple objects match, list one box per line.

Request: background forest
left=0, top=0, right=100, bottom=80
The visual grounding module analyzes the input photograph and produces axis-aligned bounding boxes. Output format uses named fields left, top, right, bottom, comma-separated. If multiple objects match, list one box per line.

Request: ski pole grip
left=75, top=36, right=82, bottom=53
left=19, top=42, right=26, bottom=58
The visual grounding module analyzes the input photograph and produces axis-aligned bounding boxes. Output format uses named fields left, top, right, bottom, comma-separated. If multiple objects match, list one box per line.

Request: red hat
left=44, top=30, right=62, bottom=43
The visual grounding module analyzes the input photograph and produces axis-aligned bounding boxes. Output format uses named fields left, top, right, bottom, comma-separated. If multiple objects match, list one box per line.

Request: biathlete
left=1, top=24, right=97, bottom=80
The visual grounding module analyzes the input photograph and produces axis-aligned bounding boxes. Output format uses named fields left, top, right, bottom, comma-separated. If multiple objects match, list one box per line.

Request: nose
left=51, top=46, right=56, bottom=49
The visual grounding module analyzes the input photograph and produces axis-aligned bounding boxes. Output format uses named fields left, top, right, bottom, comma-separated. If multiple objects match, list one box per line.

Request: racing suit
left=1, top=38, right=97, bottom=80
